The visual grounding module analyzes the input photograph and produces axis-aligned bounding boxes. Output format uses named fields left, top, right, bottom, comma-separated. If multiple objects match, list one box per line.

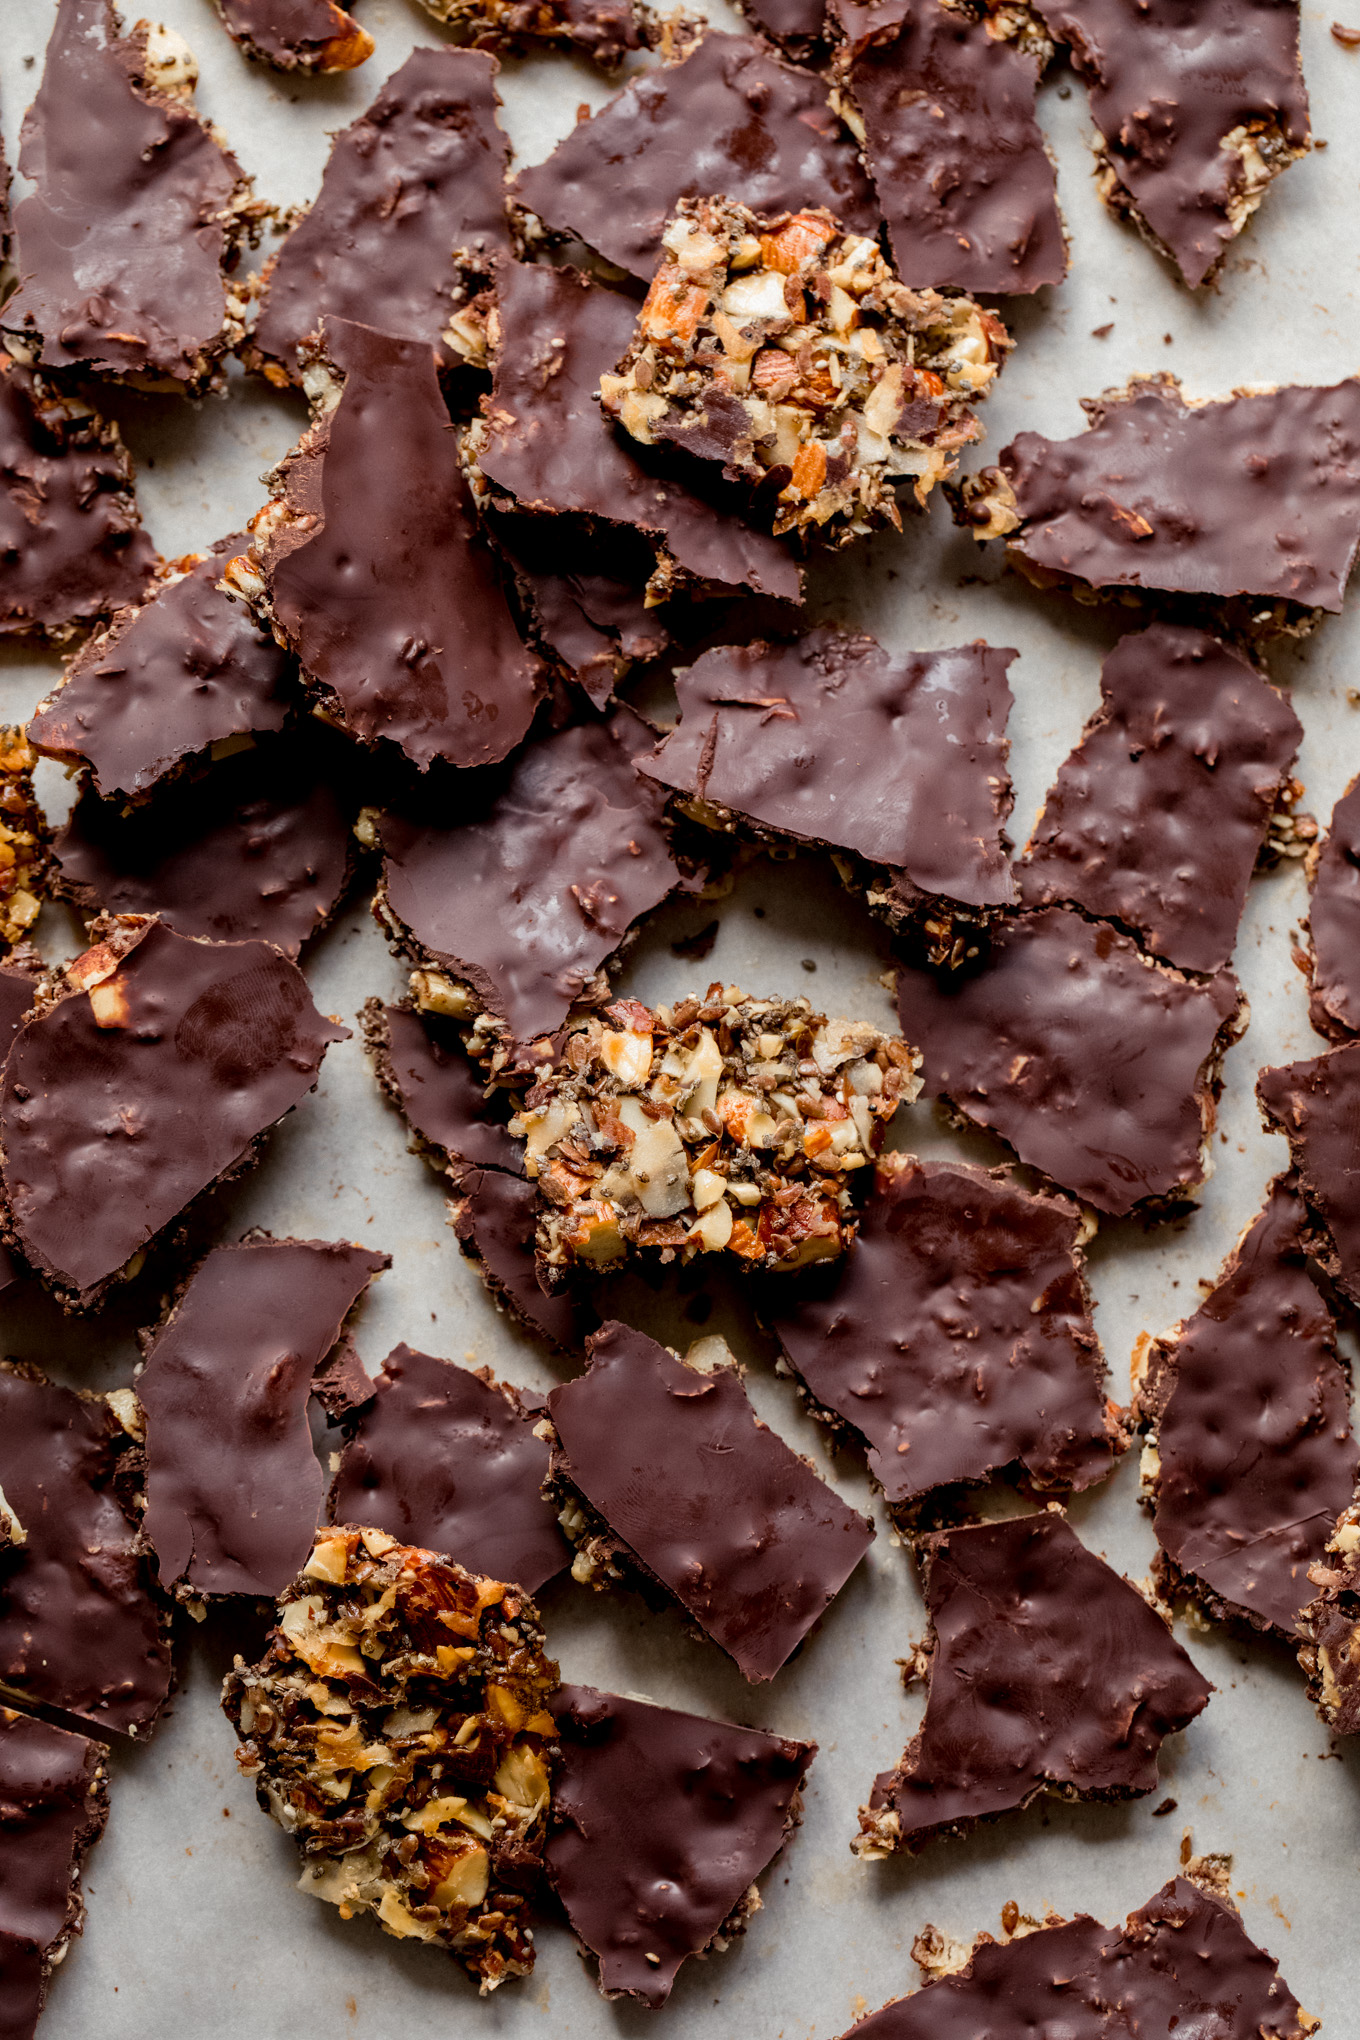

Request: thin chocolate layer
left=139, top=1237, right=386, bottom=1599
left=450, top=1166, right=596, bottom=1353
left=857, top=1513, right=1210, bottom=1853
left=330, top=1345, right=565, bottom=1591
left=1258, top=1043, right=1360, bottom=1308
left=1305, top=776, right=1360, bottom=1039
left=1018, top=624, right=1302, bottom=974
left=832, top=0, right=1066, bottom=293
left=769, top=1155, right=1122, bottom=1508
left=214, top=0, right=373, bottom=70
left=0, top=1364, right=172, bottom=1735
left=0, top=1707, right=109, bottom=2040
left=28, top=540, right=294, bottom=802
left=249, top=50, right=509, bottom=383
left=1135, top=1174, right=1357, bottom=1638
left=548, top=1684, right=815, bottom=2006
left=0, top=918, right=347, bottom=1308
left=548, top=1321, right=874, bottom=1682
left=364, top=999, right=524, bottom=1175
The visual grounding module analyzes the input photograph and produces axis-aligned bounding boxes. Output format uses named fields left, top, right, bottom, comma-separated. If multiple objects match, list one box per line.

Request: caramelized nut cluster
left=512, top=987, right=920, bottom=1284
left=0, top=729, right=47, bottom=947
left=599, top=198, right=1010, bottom=542
left=222, top=1526, right=559, bottom=1993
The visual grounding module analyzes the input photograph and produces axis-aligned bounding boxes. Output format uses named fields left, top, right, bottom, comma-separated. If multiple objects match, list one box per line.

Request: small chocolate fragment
left=247, top=50, right=510, bottom=386
left=28, top=539, right=294, bottom=802
left=213, top=0, right=373, bottom=70
left=0, top=1363, right=173, bottom=1736
left=896, top=906, right=1243, bottom=1216
left=412, top=0, right=650, bottom=65
left=3, top=0, right=254, bottom=393
left=139, top=1237, right=388, bottom=1600
left=736, top=0, right=827, bottom=52
left=547, top=1321, right=874, bottom=1682
left=548, top=1684, right=815, bottom=2006
left=228, top=319, right=543, bottom=773
left=831, top=0, right=1066, bottom=294
left=330, top=1346, right=566, bottom=1592
left=1258, top=1043, right=1360, bottom=1308
left=1033, top=0, right=1309, bottom=288
left=769, top=1154, right=1124, bottom=1509
left=0, top=917, right=347, bottom=1310
left=1298, top=1503, right=1360, bottom=1734
left=0, top=1707, right=110, bottom=2040
left=855, top=1513, right=1211, bottom=1856
left=0, top=355, right=157, bottom=640
left=1134, top=1174, right=1357, bottom=1639
left=363, top=999, right=523, bottom=1176
left=1017, top=623, right=1303, bottom=974
left=1304, top=776, right=1360, bottom=1039
left=450, top=1168, right=595, bottom=1354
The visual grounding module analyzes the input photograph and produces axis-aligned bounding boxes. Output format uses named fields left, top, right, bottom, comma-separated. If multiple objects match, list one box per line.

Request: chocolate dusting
left=1305, top=775, right=1360, bottom=1039
left=139, top=1237, right=388, bottom=1599
left=855, top=1513, right=1211, bottom=1856
left=547, top=1684, right=815, bottom=2007
left=0, top=1707, right=110, bottom=2040
left=1133, top=1174, right=1357, bottom=1639
left=1258, top=1042, right=1360, bottom=1309
left=214, top=0, right=373, bottom=71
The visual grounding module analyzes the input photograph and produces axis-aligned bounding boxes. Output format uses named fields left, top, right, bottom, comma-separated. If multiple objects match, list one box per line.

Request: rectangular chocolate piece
left=1258, top=1043, right=1360, bottom=1308
left=1304, top=775, right=1360, bottom=1040
left=213, top=0, right=372, bottom=71
left=0, top=1706, right=110, bottom=2040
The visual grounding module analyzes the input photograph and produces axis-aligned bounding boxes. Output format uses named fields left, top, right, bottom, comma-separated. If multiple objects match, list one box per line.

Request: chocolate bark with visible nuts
left=0, top=1363, right=173, bottom=1736
left=548, top=1684, right=815, bottom=2007
left=450, top=1168, right=596, bottom=1354
left=736, top=0, right=827, bottom=53
left=3, top=0, right=254, bottom=393
left=0, top=1707, right=110, bottom=2040
left=139, top=1237, right=387, bottom=1600
left=896, top=906, right=1243, bottom=1216
left=1134, top=1174, right=1357, bottom=1639
left=489, top=512, right=669, bottom=711
left=1298, top=1503, right=1360, bottom=1734
left=0, top=917, right=347, bottom=1310
left=513, top=33, right=877, bottom=283
left=247, top=50, right=510, bottom=386
left=1033, top=0, right=1309, bottom=288
left=831, top=0, right=1066, bottom=294
left=412, top=0, right=650, bottom=65
left=547, top=1321, right=874, bottom=1681
left=1304, top=776, right=1360, bottom=1040
left=213, top=0, right=372, bottom=70
left=1258, top=1043, right=1360, bottom=1308
left=1017, top=624, right=1303, bottom=975
left=0, top=735, right=48, bottom=952
left=330, top=1346, right=566, bottom=1592
left=855, top=1513, right=1210, bottom=1856
left=768, top=1154, right=1124, bottom=1509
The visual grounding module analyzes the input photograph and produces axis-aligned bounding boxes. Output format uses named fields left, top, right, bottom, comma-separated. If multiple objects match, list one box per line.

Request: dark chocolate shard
left=736, top=0, right=828, bottom=54
left=363, top=999, right=524, bottom=1176
left=768, top=1153, right=1124, bottom=1509
left=0, top=917, right=347, bottom=1310
left=0, top=355, right=158, bottom=640
left=1298, top=1503, right=1360, bottom=1734
left=489, top=512, right=669, bottom=711
left=0, top=1362, right=173, bottom=1736
left=548, top=1684, right=815, bottom=2007
left=1258, top=1043, right=1360, bottom=1309
left=896, top=906, right=1243, bottom=1216
left=1017, top=623, right=1302, bottom=975
left=0, top=1706, right=110, bottom=2040
left=1034, top=0, right=1309, bottom=288
left=139, top=1236, right=387, bottom=1600
left=1305, top=776, right=1360, bottom=1040
left=450, top=1166, right=596, bottom=1354
left=3, top=0, right=253, bottom=392
left=213, top=0, right=373, bottom=70
left=329, top=1345, right=566, bottom=1592
left=1134, top=1174, right=1357, bottom=1639
left=28, top=539, right=294, bottom=803
left=547, top=1321, right=874, bottom=1682
left=831, top=0, right=1066, bottom=293
left=247, top=50, right=510, bottom=385
left=638, top=629, right=1015, bottom=911
left=855, top=1513, right=1211, bottom=1855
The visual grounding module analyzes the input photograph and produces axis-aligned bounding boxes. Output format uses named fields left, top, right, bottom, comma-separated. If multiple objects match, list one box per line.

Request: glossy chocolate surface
left=1306, top=776, right=1360, bottom=1038
left=1259, top=1042, right=1360, bottom=1307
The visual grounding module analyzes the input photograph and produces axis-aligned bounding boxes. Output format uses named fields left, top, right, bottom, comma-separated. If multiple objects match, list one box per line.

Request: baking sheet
left=3, top=0, right=1360, bottom=2030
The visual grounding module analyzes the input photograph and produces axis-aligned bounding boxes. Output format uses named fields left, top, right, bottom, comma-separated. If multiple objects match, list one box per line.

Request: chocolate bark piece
left=547, top=1321, right=874, bottom=1681
left=467, top=262, right=801, bottom=603
left=450, top=1167, right=595, bottom=1353
left=246, top=50, right=510, bottom=387
left=1304, top=776, right=1360, bottom=1040
left=329, top=1346, right=565, bottom=1592
left=0, top=355, right=158, bottom=640
left=28, top=539, right=294, bottom=802
left=513, top=33, right=877, bottom=283
left=1133, top=1174, right=1357, bottom=1640
left=768, top=1153, right=1124, bottom=1509
left=1258, top=1043, right=1360, bottom=1308
left=855, top=1512, right=1211, bottom=1856
left=638, top=629, right=1015, bottom=916
left=548, top=1684, right=815, bottom=2007
left=0, top=1362, right=173, bottom=1736
left=0, top=1707, right=110, bottom=2040
left=213, top=0, right=373, bottom=70
left=411, top=0, right=650, bottom=64
left=51, top=734, right=354, bottom=957
left=3, top=1, right=254, bottom=393
left=830, top=0, right=1066, bottom=294
left=228, top=319, right=543, bottom=773
left=896, top=906, right=1243, bottom=1216
left=0, top=734, right=47, bottom=953
left=489, top=512, right=669, bottom=711
left=1298, top=1502, right=1360, bottom=1733
left=222, top=1525, right=557, bottom=1992
left=1033, top=0, right=1309, bottom=289
left=957, top=375, right=1360, bottom=621
left=139, top=1237, right=387, bottom=1601
left=1017, top=624, right=1303, bottom=975
left=601, top=201, right=1009, bottom=545
left=0, top=916, right=347, bottom=1310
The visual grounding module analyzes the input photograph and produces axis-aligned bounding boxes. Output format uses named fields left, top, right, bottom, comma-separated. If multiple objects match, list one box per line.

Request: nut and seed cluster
left=0, top=730, right=47, bottom=948
left=222, top=1526, right=559, bottom=1992
left=598, top=198, right=1011, bottom=542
